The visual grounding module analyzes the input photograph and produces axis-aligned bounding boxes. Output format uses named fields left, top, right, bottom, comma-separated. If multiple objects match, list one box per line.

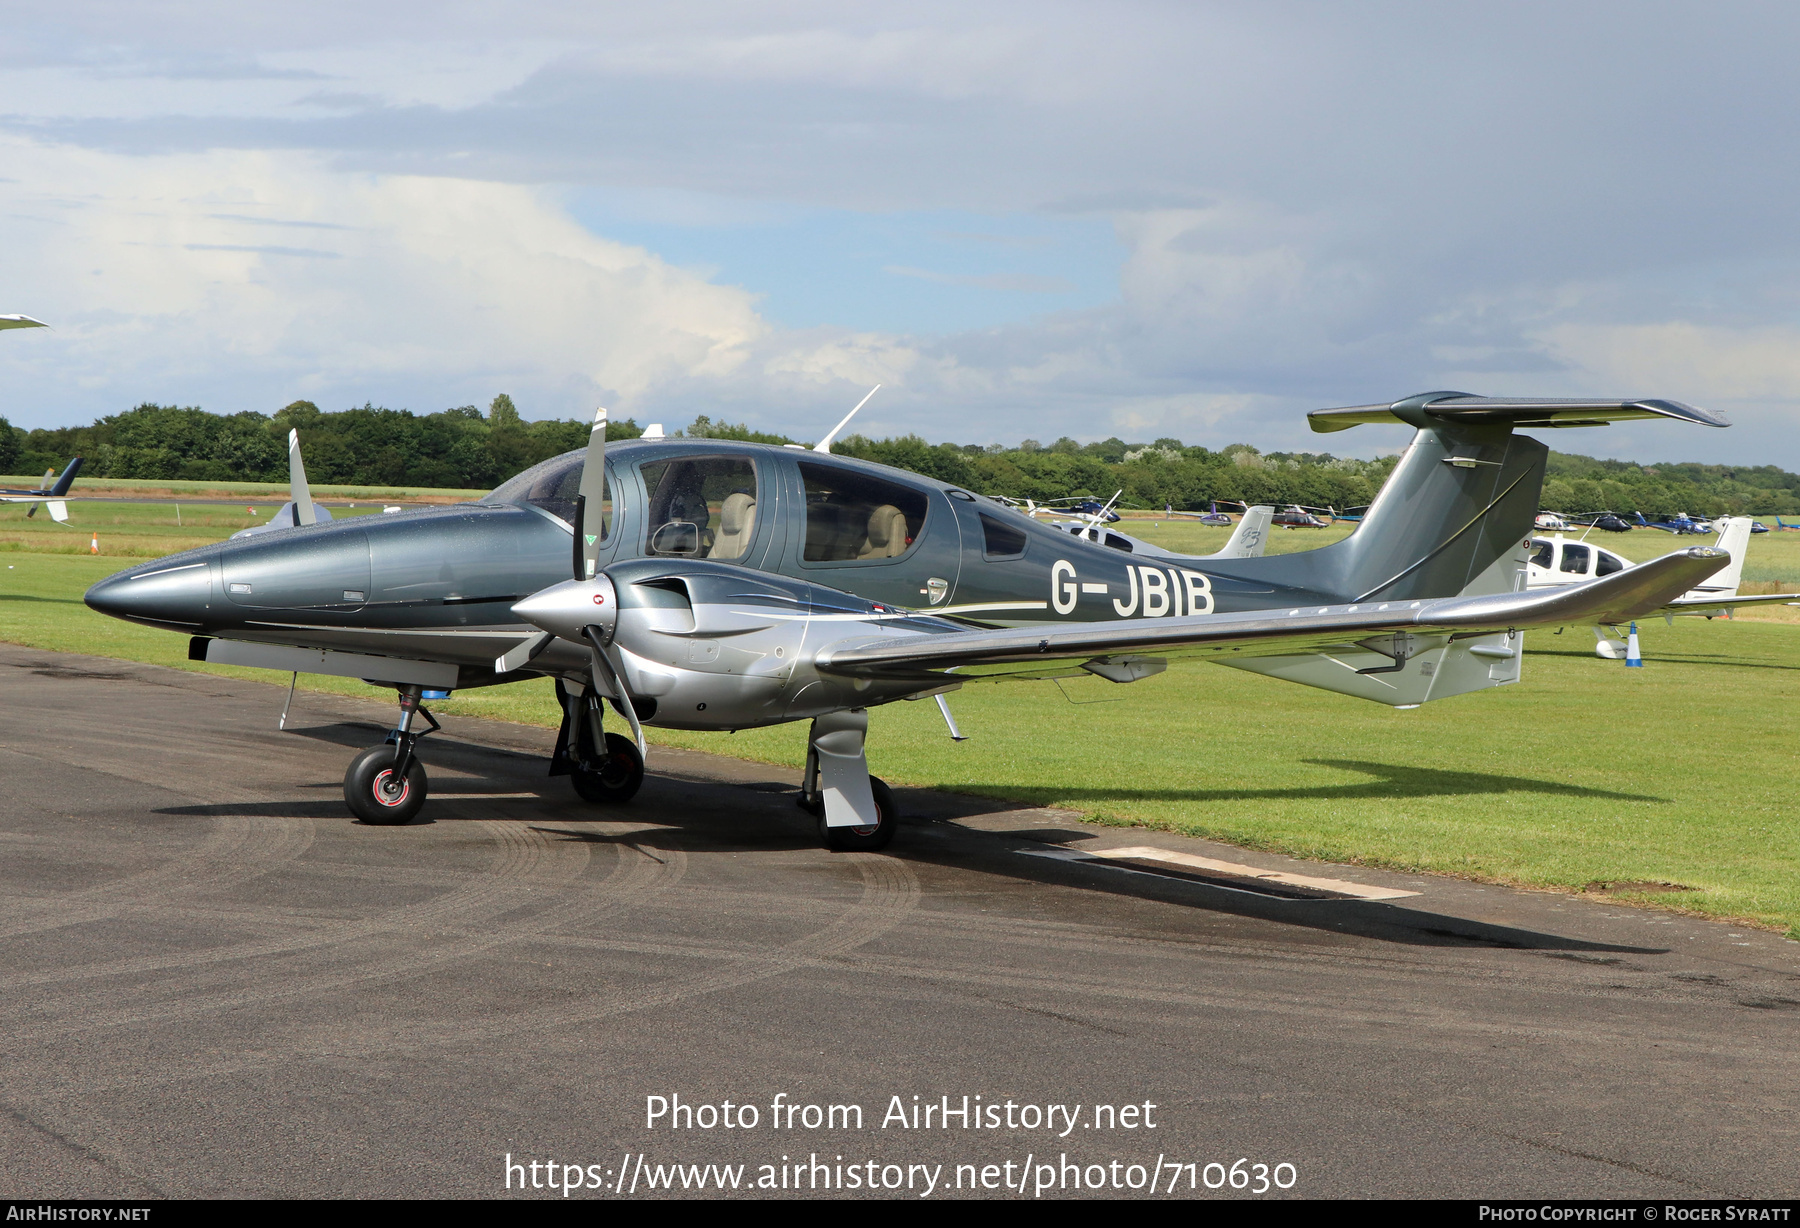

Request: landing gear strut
left=344, top=686, right=439, bottom=825
left=552, top=678, right=645, bottom=803
left=798, top=709, right=896, bottom=852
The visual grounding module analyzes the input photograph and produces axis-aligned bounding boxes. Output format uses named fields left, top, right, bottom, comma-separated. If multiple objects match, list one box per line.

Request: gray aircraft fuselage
left=85, top=425, right=1545, bottom=690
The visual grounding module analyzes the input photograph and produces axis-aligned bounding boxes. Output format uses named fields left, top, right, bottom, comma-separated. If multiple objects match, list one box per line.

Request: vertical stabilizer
left=1215, top=412, right=1548, bottom=603
left=1696, top=516, right=1751, bottom=596
left=1212, top=505, right=1273, bottom=559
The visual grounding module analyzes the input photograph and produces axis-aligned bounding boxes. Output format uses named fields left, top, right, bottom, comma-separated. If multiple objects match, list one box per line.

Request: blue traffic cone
left=1625, top=621, right=1643, bottom=667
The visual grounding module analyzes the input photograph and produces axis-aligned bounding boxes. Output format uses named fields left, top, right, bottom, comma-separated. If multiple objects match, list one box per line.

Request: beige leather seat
left=857, top=504, right=910, bottom=559
left=708, top=492, right=757, bottom=559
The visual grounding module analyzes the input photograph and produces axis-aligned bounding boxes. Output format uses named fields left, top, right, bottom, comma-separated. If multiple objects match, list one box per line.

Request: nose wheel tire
left=819, top=776, right=896, bottom=852
left=344, top=744, right=428, bottom=825
left=571, top=732, right=645, bottom=803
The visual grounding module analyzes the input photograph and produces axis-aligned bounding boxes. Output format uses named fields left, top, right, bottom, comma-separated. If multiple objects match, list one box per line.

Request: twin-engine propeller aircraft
left=1, top=458, right=83, bottom=523
left=2, top=315, right=88, bottom=525
left=87, top=391, right=1736, bottom=850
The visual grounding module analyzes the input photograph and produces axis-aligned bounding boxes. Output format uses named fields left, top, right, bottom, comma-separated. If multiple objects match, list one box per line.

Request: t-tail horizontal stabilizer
left=1307, top=392, right=1729, bottom=434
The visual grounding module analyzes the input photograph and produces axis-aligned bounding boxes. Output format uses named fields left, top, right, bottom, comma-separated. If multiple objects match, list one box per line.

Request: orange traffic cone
left=90, top=533, right=98, bottom=554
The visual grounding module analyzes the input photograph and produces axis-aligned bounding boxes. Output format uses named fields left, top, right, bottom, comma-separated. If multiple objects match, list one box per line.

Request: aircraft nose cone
left=84, top=557, right=214, bottom=628
left=512, top=576, right=617, bottom=643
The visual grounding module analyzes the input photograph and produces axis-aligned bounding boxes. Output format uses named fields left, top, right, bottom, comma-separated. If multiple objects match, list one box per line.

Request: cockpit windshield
left=484, top=450, right=609, bottom=538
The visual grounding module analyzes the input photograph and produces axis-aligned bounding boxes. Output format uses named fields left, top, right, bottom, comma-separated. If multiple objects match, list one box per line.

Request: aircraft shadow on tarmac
left=154, top=800, right=359, bottom=820
left=953, top=759, right=1667, bottom=806
left=899, top=830, right=1668, bottom=956
left=226, top=722, right=1668, bottom=953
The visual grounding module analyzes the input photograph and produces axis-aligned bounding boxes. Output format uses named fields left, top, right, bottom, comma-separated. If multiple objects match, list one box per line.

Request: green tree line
left=2, top=399, right=1797, bottom=515
left=0, top=396, right=642, bottom=489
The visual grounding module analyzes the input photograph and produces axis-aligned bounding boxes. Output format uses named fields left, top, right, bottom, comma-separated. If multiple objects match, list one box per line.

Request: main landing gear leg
left=800, top=708, right=896, bottom=853
left=554, top=677, right=644, bottom=804
left=344, top=685, right=438, bottom=825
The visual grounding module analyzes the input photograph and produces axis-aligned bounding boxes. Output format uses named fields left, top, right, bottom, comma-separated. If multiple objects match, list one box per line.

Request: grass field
left=4, top=506, right=1797, bottom=937
left=1, top=474, right=487, bottom=502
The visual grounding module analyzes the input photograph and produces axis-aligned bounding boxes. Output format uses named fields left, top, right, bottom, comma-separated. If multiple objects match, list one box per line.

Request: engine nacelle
left=515, top=559, right=951, bottom=732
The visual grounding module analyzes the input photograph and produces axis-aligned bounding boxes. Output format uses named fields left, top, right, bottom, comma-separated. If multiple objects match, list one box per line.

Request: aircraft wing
left=0, top=315, right=47, bottom=331
left=1657, top=593, right=1800, bottom=615
left=817, top=546, right=1729, bottom=679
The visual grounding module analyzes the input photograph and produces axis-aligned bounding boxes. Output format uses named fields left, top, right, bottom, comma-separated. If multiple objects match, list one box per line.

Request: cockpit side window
left=1559, top=543, right=1591, bottom=574
left=1595, top=551, right=1625, bottom=576
left=1529, top=540, right=1554, bottom=569
left=980, top=513, right=1029, bottom=559
left=797, top=461, right=928, bottom=563
left=638, top=455, right=760, bottom=559
left=484, top=451, right=610, bottom=539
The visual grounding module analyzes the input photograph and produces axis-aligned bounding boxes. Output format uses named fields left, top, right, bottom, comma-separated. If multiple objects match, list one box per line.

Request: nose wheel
left=570, top=732, right=645, bottom=803
left=345, top=686, right=437, bottom=825
left=345, top=744, right=428, bottom=824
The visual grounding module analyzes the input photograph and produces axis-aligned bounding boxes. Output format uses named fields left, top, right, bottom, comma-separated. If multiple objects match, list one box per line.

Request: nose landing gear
left=798, top=710, right=897, bottom=851
left=345, top=686, right=439, bottom=825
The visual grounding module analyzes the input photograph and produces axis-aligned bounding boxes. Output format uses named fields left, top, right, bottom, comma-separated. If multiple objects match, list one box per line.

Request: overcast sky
left=3, top=1, right=1799, bottom=464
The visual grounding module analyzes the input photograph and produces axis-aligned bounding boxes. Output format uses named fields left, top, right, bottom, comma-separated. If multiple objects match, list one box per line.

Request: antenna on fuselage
left=289, top=429, right=317, bottom=527
left=813, top=385, right=880, bottom=454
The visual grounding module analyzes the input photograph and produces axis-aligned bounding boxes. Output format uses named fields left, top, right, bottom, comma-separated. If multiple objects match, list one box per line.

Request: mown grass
left=4, top=509, right=1797, bottom=936
left=1, top=474, right=486, bottom=501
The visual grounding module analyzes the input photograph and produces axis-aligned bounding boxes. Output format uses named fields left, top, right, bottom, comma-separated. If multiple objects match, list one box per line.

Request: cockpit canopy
left=485, top=451, right=594, bottom=531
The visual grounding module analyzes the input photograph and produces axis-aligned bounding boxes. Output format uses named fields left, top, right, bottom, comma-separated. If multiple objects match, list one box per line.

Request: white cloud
left=0, top=137, right=767, bottom=423
left=1538, top=322, right=1800, bottom=402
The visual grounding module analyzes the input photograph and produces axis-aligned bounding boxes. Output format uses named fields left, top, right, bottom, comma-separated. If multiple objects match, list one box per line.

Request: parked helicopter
left=1272, top=504, right=1333, bottom=528
left=1568, top=511, right=1635, bottom=533
left=86, top=391, right=1735, bottom=849
left=1635, top=511, right=1712, bottom=534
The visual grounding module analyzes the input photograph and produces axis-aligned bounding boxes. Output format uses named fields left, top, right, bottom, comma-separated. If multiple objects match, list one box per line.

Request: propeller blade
left=493, top=630, right=553, bottom=674
left=288, top=429, right=317, bottom=526
left=583, top=627, right=645, bottom=756
left=574, top=406, right=608, bottom=581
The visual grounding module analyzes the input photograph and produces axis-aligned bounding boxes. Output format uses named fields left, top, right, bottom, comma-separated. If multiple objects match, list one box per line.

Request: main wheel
left=571, top=732, right=644, bottom=803
left=344, top=744, right=428, bottom=825
left=819, top=776, right=897, bottom=852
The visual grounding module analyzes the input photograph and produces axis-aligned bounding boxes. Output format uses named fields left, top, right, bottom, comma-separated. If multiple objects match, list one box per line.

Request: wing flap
left=816, top=547, right=1728, bottom=677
